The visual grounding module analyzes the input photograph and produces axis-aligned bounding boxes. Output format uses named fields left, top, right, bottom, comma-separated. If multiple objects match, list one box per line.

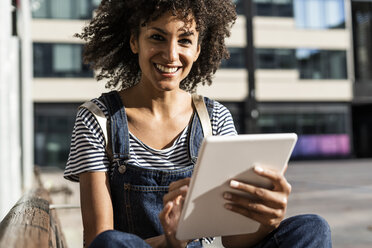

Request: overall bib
left=100, top=91, right=214, bottom=247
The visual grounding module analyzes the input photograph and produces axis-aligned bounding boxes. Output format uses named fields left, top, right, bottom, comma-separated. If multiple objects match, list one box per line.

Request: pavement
left=40, top=159, right=372, bottom=248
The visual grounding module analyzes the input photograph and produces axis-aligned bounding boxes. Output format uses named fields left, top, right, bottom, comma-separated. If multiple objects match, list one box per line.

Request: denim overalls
left=99, top=91, right=214, bottom=247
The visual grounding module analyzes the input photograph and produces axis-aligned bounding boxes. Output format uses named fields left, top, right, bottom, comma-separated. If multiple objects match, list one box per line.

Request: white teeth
left=155, top=64, right=178, bottom=73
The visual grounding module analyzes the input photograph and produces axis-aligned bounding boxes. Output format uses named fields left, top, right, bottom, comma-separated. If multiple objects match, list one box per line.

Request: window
left=233, top=0, right=244, bottom=15
left=294, top=0, right=345, bottom=29
left=34, top=103, right=80, bottom=168
left=221, top=47, right=246, bottom=69
left=254, top=0, right=294, bottom=17
left=255, top=48, right=347, bottom=79
left=297, top=49, right=347, bottom=79
left=92, top=0, right=101, bottom=9
left=33, top=43, right=93, bottom=78
left=257, top=104, right=351, bottom=158
left=252, top=0, right=345, bottom=28
left=256, top=49, right=296, bottom=69
left=31, top=0, right=101, bottom=19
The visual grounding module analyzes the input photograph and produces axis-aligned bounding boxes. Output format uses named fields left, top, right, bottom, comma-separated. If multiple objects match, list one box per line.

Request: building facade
left=1, top=0, right=33, bottom=220
left=31, top=0, right=372, bottom=168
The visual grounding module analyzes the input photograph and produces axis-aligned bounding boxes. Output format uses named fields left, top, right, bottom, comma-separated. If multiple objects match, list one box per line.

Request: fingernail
left=224, top=192, right=232, bottom=200
left=230, top=180, right=239, bottom=188
left=224, top=203, right=232, bottom=210
left=254, top=166, right=264, bottom=173
left=175, top=195, right=182, bottom=205
left=180, top=185, right=188, bottom=191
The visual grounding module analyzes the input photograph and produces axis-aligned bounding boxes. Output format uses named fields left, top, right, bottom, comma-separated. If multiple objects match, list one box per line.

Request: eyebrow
left=180, top=31, right=195, bottom=37
left=149, top=27, right=195, bottom=37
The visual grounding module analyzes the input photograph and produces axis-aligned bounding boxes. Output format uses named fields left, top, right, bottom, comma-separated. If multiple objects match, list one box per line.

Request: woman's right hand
left=158, top=177, right=191, bottom=248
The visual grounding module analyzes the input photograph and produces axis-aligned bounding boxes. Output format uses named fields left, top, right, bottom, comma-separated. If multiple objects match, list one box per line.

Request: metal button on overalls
left=118, top=164, right=126, bottom=174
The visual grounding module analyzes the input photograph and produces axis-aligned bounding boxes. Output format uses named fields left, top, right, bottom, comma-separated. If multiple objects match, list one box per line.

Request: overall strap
left=188, top=94, right=214, bottom=164
left=78, top=91, right=129, bottom=162
left=99, top=91, right=131, bottom=161
left=192, top=94, right=212, bottom=137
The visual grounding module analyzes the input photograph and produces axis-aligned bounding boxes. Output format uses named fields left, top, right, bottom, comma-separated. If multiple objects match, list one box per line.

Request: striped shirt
left=64, top=98, right=237, bottom=182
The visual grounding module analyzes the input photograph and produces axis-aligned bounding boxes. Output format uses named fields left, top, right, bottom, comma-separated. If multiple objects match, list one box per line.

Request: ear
left=130, top=33, right=139, bottom=54
left=193, top=44, right=201, bottom=62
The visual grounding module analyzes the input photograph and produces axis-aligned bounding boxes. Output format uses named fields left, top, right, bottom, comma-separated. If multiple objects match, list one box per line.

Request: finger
left=163, top=185, right=188, bottom=204
left=228, top=181, right=288, bottom=209
left=159, top=201, right=173, bottom=225
left=224, top=203, right=282, bottom=228
left=224, top=201, right=284, bottom=219
left=169, top=177, right=191, bottom=191
left=159, top=202, right=174, bottom=235
left=224, top=192, right=286, bottom=215
left=253, top=166, right=291, bottom=193
left=172, top=196, right=184, bottom=217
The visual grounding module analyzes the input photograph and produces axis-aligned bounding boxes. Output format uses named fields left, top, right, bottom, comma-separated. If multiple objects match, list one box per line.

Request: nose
left=163, top=40, right=179, bottom=62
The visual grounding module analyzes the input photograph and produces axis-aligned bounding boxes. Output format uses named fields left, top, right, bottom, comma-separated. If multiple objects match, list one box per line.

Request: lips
left=155, top=63, right=180, bottom=73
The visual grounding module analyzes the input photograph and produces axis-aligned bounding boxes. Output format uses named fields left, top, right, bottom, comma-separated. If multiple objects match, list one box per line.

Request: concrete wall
left=0, top=1, right=22, bottom=221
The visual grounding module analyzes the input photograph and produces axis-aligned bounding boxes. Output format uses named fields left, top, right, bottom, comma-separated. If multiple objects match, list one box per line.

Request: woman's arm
left=221, top=166, right=291, bottom=248
left=79, top=171, right=114, bottom=247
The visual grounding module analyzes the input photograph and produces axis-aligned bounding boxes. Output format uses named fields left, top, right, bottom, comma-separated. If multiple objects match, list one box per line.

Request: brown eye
left=179, top=39, right=192, bottom=45
left=150, top=34, right=164, bottom=41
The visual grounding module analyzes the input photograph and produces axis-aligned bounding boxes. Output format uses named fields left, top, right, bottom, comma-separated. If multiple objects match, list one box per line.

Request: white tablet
left=176, top=133, right=297, bottom=240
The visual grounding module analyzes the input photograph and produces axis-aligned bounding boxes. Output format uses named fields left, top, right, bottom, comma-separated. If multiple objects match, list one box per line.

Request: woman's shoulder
left=203, top=97, right=237, bottom=136
left=77, top=97, right=110, bottom=120
left=209, top=99, right=231, bottom=116
left=65, top=96, right=111, bottom=182
left=200, top=96, right=227, bottom=111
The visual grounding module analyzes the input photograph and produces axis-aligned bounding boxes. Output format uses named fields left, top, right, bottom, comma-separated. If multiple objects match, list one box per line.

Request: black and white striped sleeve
left=64, top=100, right=110, bottom=182
left=212, top=101, right=238, bottom=136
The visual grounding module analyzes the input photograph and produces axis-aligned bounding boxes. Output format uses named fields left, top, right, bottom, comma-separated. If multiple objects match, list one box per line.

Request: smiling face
left=130, top=12, right=201, bottom=93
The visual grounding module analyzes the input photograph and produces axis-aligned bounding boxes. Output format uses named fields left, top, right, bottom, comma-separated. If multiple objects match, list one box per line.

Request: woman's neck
left=119, top=83, right=192, bottom=119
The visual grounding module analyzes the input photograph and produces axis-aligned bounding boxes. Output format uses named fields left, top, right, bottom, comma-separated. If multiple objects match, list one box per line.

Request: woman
left=64, top=0, right=332, bottom=247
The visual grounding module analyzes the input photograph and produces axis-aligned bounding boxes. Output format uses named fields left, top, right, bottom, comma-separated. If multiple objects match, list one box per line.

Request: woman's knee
left=277, top=214, right=332, bottom=247
left=293, top=214, right=330, bottom=235
left=89, top=230, right=121, bottom=248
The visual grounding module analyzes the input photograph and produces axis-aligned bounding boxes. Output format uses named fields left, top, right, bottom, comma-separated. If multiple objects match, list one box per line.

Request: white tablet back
left=176, top=133, right=297, bottom=240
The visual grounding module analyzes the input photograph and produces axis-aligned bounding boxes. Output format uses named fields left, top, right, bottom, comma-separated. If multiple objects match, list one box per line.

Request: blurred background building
left=28, top=0, right=372, bottom=170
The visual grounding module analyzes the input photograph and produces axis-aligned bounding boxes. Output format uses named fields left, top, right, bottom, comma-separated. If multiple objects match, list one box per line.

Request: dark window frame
left=32, top=0, right=100, bottom=20
left=33, top=43, right=93, bottom=78
left=34, top=103, right=81, bottom=168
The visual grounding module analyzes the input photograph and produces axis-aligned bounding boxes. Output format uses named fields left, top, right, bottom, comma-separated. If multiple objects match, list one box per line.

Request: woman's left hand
left=223, top=165, right=291, bottom=232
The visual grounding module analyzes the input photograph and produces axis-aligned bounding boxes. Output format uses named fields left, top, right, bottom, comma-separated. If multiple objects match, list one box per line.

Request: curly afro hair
left=76, top=0, right=237, bottom=92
